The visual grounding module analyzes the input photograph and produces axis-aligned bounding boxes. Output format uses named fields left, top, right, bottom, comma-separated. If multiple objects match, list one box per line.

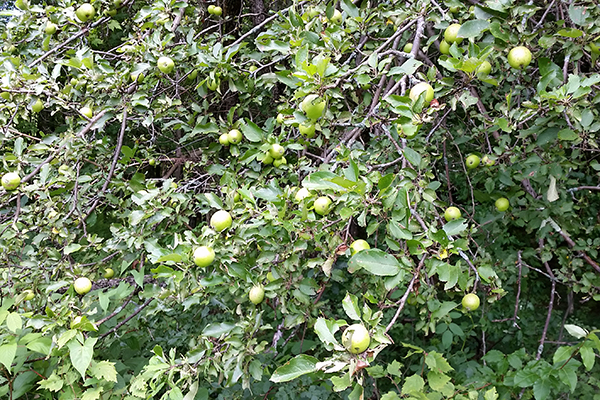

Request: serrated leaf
left=89, top=360, right=118, bottom=383
left=270, top=354, right=318, bottom=382
left=401, top=375, right=425, bottom=395
left=348, top=249, right=401, bottom=276
left=38, top=372, right=64, bottom=392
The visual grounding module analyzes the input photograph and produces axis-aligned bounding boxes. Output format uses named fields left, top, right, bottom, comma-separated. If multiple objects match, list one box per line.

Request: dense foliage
left=1, top=0, right=600, bottom=399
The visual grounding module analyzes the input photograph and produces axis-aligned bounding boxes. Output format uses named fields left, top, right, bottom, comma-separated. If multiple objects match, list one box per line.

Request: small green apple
left=299, top=121, right=316, bottom=138
left=301, top=94, right=326, bottom=120
left=194, top=246, right=215, bottom=267
left=507, top=46, right=532, bottom=69
left=32, top=99, right=44, bottom=113
left=249, top=285, right=265, bottom=305
left=207, top=5, right=215, bottom=14
left=294, top=187, right=311, bottom=202
left=276, top=113, right=285, bottom=124
left=45, top=22, right=58, bottom=35
left=213, top=6, right=222, bottom=16
left=444, top=23, right=462, bottom=44
left=157, top=56, right=175, bottom=74
left=269, top=143, right=285, bottom=159
left=342, top=324, right=370, bottom=354
left=227, top=129, right=243, bottom=144
left=465, top=154, right=480, bottom=169
left=330, top=9, right=342, bottom=23
left=476, top=60, right=492, bottom=75
left=462, top=293, right=480, bottom=311
left=482, top=155, right=495, bottom=166
left=439, top=40, right=450, bottom=55
left=350, top=239, right=370, bottom=256
left=79, top=106, right=93, bottom=119
left=495, top=197, right=509, bottom=212
left=149, top=158, right=157, bottom=166
left=210, top=210, right=232, bottom=232
left=273, top=156, right=287, bottom=168
left=206, top=77, right=219, bottom=91
left=403, top=43, right=413, bottom=53
left=219, top=133, right=230, bottom=146
left=444, top=206, right=461, bottom=221
left=409, top=82, right=434, bottom=103
left=74, top=277, right=92, bottom=295
left=262, top=153, right=274, bottom=165
left=0, top=91, right=10, bottom=100
left=75, top=3, right=96, bottom=23
left=2, top=172, right=21, bottom=191
left=103, top=268, right=115, bottom=278
left=23, top=289, right=35, bottom=301
left=314, top=196, right=332, bottom=216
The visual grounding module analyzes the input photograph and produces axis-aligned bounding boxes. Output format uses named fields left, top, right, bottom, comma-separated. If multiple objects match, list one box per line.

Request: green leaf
left=387, top=221, right=413, bottom=240
left=401, top=375, right=425, bottom=395
left=403, top=147, right=421, bottom=167
left=155, top=253, right=183, bottom=263
left=580, top=345, right=595, bottom=371
left=340, top=0, right=359, bottom=17
left=241, top=120, right=263, bottom=142
left=270, top=354, right=318, bottom=382
left=533, top=381, right=550, bottom=400
left=202, top=322, right=236, bottom=337
left=484, top=387, right=499, bottom=400
left=6, top=312, right=22, bottom=333
left=457, top=20, right=490, bottom=38
left=443, top=219, right=467, bottom=236
left=425, top=351, right=454, bottom=373
left=89, top=360, right=118, bottom=383
left=331, top=372, right=352, bottom=392
left=67, top=337, right=98, bottom=379
left=38, top=372, right=64, bottom=392
left=564, top=324, right=588, bottom=339
left=557, top=129, right=579, bottom=141
left=427, top=370, right=451, bottom=391
left=348, top=249, right=401, bottom=276
left=342, top=292, right=361, bottom=320
left=0, top=341, right=17, bottom=372
left=64, top=243, right=82, bottom=255
left=314, top=317, right=341, bottom=347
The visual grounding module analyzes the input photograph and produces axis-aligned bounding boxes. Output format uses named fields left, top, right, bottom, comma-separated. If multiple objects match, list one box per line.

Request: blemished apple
left=444, top=23, right=462, bottom=44
left=157, top=56, right=175, bottom=74
left=350, top=239, right=370, bottom=256
left=444, top=206, right=461, bottom=221
left=294, top=187, right=311, bottom=202
left=314, top=196, right=332, bottom=216
left=75, top=3, right=96, bottom=22
left=299, top=121, right=316, bottom=138
left=462, top=293, right=480, bottom=311
left=342, top=324, right=370, bottom=354
left=269, top=143, right=285, bottom=159
left=409, top=82, right=434, bottom=103
left=249, top=285, right=265, bottom=305
left=194, top=246, right=215, bottom=267
left=227, top=129, right=243, bottom=144
left=1, top=172, right=21, bottom=191
left=301, top=94, right=326, bottom=120
left=495, top=197, right=509, bottom=212
left=507, top=46, right=532, bottom=69
left=330, top=9, right=342, bottom=23
left=465, top=154, right=480, bottom=169
left=74, top=277, right=92, bottom=295
left=210, top=210, right=232, bottom=232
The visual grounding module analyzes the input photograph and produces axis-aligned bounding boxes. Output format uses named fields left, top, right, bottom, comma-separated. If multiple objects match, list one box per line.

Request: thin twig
left=99, top=297, right=154, bottom=339
left=536, top=238, right=556, bottom=360
left=385, top=256, right=425, bottom=333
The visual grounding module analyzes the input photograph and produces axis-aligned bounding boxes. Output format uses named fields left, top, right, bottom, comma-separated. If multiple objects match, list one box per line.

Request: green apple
left=444, top=206, right=461, bottom=221
left=465, top=154, right=480, bottom=169
left=45, top=22, right=58, bottom=35
left=79, top=106, right=93, bottom=118
left=32, top=99, right=44, bottom=113
left=507, top=46, right=532, bottom=69
left=462, top=293, right=480, bottom=311
left=495, top=197, right=509, bottom=212
left=301, top=94, right=326, bottom=120
left=262, top=153, right=274, bottom=165
left=403, top=43, right=413, bottom=53
left=149, top=158, right=157, bottom=166
left=273, top=156, right=287, bottom=168
left=276, top=113, right=285, bottom=124
left=219, top=133, right=230, bottom=146
left=227, top=129, right=243, bottom=144
left=299, top=121, right=316, bottom=138
left=342, top=324, right=370, bottom=354
left=330, top=9, right=342, bottom=23
left=74, top=277, right=92, bottom=295
left=294, top=187, right=311, bottom=202
left=2, top=172, right=21, bottom=191
left=444, top=23, right=462, bottom=44
left=213, top=6, right=222, bottom=16
left=210, top=210, right=232, bottom=232
left=0, top=91, right=10, bottom=100
left=409, top=82, right=434, bottom=103
left=482, top=155, right=495, bottom=166
left=269, top=143, right=285, bottom=159
left=476, top=60, right=492, bottom=75
left=314, top=196, right=332, bottom=216
left=157, top=56, right=175, bottom=74
left=439, top=40, right=450, bottom=55
left=75, top=3, right=96, bottom=22
left=350, top=239, right=370, bottom=256
left=194, top=246, right=215, bottom=267
left=23, top=289, right=35, bottom=301
left=449, top=6, right=459, bottom=13
left=103, top=268, right=115, bottom=278
left=187, top=69, right=198, bottom=80
left=207, top=5, right=215, bottom=14
left=249, top=285, right=265, bottom=305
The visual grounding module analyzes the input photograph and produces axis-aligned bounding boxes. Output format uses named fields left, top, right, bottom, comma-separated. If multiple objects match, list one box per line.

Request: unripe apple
left=465, top=154, right=480, bottom=169
left=444, top=206, right=461, bottom=221
left=409, top=82, right=434, bottom=103
left=32, top=99, right=44, bottom=113
left=157, top=56, right=175, bottom=74
left=262, top=153, right=274, bottom=165
left=249, top=285, right=265, bottom=304
left=74, top=277, right=92, bottom=295
left=507, top=46, right=532, bottom=69
left=269, top=143, right=285, bottom=159
left=219, top=133, right=230, bottom=146
left=23, top=289, right=35, bottom=301
left=444, top=23, right=462, bottom=44
left=403, top=43, right=413, bottom=53
left=227, top=129, right=243, bottom=144
left=294, top=187, right=311, bottom=202
left=342, top=324, right=370, bottom=354
left=301, top=94, right=326, bottom=120
left=462, top=293, right=480, bottom=311
left=495, top=197, right=509, bottom=212
left=482, top=155, right=495, bottom=166
left=79, top=106, right=93, bottom=119
left=330, top=9, right=342, bottom=24
left=193, top=246, right=215, bottom=267
left=45, top=22, right=58, bottom=35
left=213, top=6, right=222, bottom=16
left=206, top=77, right=219, bottom=91
left=210, top=210, right=232, bottom=232
left=1, top=172, right=21, bottom=191
left=439, top=40, right=450, bottom=55
left=314, top=196, right=332, bottom=216
left=75, top=3, right=96, bottom=23
left=103, top=268, right=115, bottom=278
left=299, top=121, right=316, bottom=138
left=207, top=5, right=215, bottom=14
left=276, top=113, right=285, bottom=124
left=350, top=239, right=370, bottom=256
left=273, top=156, right=287, bottom=168
left=476, top=60, right=492, bottom=75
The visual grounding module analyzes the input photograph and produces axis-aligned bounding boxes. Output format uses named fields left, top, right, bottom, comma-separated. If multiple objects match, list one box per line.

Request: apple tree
left=1, top=0, right=600, bottom=399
